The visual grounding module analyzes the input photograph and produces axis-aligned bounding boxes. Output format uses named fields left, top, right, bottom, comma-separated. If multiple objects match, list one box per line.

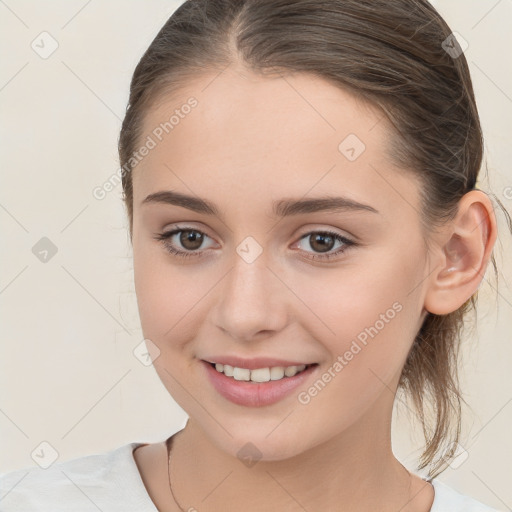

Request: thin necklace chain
left=167, top=436, right=414, bottom=512
left=401, top=462, right=414, bottom=512
left=167, top=436, right=187, bottom=512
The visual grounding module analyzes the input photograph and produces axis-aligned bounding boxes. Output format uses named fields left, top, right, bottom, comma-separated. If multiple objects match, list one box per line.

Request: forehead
left=132, top=65, right=421, bottom=221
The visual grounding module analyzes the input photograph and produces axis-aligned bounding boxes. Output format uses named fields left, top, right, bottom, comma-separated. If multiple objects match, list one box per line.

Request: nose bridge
left=214, top=242, right=287, bottom=340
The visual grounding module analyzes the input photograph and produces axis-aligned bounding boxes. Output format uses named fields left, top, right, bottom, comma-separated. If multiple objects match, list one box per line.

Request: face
left=131, top=64, right=432, bottom=461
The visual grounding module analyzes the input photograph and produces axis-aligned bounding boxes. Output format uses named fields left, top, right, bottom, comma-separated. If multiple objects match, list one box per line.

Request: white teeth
left=285, top=365, right=298, bottom=377
left=233, top=367, right=250, bottom=381
left=270, top=367, right=285, bottom=380
left=212, top=362, right=309, bottom=382
left=250, top=368, right=270, bottom=382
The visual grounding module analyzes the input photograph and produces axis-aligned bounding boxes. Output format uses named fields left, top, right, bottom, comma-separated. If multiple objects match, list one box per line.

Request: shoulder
left=430, top=478, right=503, bottom=512
left=0, top=441, right=156, bottom=512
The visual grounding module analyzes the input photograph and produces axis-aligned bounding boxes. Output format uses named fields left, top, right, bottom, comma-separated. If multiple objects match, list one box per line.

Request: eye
left=153, top=226, right=356, bottom=262
left=153, top=226, right=215, bottom=259
left=294, top=230, right=356, bottom=261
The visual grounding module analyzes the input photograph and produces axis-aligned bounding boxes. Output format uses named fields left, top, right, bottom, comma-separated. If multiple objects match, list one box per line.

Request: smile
left=209, top=362, right=315, bottom=383
left=202, top=360, right=320, bottom=407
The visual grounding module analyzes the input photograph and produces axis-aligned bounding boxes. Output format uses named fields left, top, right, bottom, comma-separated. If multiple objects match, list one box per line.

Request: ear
left=423, top=190, right=497, bottom=315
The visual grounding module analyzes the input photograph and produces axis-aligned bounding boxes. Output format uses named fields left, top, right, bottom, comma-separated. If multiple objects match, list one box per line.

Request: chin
left=201, top=420, right=312, bottom=463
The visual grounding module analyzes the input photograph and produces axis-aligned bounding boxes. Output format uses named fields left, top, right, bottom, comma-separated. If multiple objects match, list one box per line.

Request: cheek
left=290, top=263, right=424, bottom=437
left=132, top=239, right=219, bottom=353
left=291, top=246, right=426, bottom=376
left=133, top=238, right=185, bottom=339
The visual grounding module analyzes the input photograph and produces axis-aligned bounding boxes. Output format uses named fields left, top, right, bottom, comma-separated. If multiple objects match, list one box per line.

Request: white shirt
left=0, top=441, right=502, bottom=511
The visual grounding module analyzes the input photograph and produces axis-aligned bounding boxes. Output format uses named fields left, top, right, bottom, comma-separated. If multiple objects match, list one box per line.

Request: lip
left=202, top=355, right=315, bottom=370
left=201, top=359, right=319, bottom=407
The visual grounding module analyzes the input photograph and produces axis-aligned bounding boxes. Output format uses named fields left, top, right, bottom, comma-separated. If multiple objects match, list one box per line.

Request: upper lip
left=202, top=356, right=317, bottom=370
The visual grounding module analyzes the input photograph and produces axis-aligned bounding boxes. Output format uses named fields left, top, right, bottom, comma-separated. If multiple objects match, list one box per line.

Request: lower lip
left=202, top=360, right=318, bottom=407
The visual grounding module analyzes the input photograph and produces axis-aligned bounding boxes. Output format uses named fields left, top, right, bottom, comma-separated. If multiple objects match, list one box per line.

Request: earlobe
left=423, top=190, right=497, bottom=316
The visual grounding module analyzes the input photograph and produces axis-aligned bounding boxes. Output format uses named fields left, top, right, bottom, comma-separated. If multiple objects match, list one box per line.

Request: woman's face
left=131, top=65, right=432, bottom=460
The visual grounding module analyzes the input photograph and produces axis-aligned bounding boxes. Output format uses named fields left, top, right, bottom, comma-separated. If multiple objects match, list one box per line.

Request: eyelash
left=153, top=226, right=356, bottom=262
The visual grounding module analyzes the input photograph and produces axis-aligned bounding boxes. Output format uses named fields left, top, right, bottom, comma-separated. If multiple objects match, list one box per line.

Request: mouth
left=205, top=361, right=318, bottom=383
left=201, top=359, right=320, bottom=407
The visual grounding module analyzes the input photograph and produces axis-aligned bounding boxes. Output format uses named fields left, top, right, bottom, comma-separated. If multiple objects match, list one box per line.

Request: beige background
left=1, top=0, right=511, bottom=509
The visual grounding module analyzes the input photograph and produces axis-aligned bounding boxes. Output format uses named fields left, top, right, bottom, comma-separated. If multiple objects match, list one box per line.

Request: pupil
left=311, top=233, right=333, bottom=253
left=181, top=230, right=203, bottom=250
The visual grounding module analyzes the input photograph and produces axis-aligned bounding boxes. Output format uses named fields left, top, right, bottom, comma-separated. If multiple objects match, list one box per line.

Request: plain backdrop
left=1, top=0, right=511, bottom=509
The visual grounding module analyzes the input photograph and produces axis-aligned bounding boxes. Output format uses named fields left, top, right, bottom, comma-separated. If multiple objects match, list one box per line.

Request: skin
left=130, top=62, right=497, bottom=512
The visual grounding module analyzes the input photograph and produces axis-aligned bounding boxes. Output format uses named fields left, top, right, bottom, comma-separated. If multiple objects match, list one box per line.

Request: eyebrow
left=141, top=190, right=379, bottom=217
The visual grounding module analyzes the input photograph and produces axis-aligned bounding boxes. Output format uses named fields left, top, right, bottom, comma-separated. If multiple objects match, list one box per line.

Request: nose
left=212, top=248, right=290, bottom=342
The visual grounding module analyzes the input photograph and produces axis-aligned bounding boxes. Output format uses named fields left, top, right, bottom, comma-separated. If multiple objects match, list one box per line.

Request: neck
left=168, top=401, right=416, bottom=511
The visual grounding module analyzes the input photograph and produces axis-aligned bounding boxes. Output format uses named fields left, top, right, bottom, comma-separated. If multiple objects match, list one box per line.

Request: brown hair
left=118, top=0, right=510, bottom=479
